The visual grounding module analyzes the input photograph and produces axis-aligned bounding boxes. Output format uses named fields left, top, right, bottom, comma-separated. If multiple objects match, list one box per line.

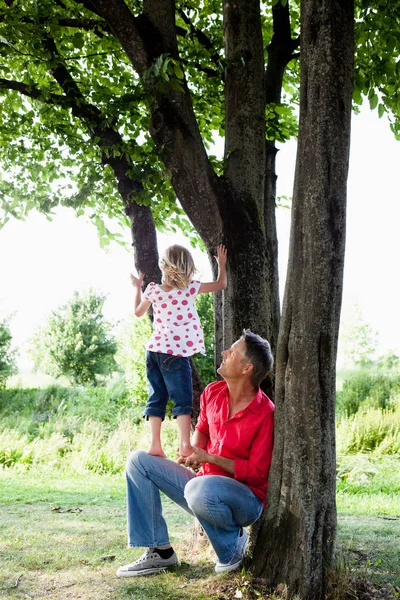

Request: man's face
left=217, top=338, right=250, bottom=380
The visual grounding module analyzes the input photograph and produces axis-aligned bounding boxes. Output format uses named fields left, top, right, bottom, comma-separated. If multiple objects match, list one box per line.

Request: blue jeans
left=144, top=351, right=193, bottom=419
left=125, top=450, right=263, bottom=564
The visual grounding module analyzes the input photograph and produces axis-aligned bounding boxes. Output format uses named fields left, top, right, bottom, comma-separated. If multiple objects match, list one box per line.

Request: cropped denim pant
left=125, top=450, right=263, bottom=564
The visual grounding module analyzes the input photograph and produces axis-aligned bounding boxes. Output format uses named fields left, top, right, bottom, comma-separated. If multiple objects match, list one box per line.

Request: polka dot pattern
left=143, top=280, right=205, bottom=357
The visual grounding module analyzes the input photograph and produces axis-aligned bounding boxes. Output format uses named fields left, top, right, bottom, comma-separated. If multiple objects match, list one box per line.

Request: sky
left=0, top=105, right=399, bottom=373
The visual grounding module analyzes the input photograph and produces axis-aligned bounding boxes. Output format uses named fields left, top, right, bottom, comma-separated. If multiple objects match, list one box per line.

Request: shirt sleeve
left=233, top=409, right=274, bottom=488
left=195, top=386, right=210, bottom=436
left=143, top=282, right=154, bottom=302
left=189, top=280, right=201, bottom=297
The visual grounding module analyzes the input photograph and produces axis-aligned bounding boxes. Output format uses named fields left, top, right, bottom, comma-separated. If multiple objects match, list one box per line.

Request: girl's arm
left=130, top=273, right=151, bottom=317
left=199, top=244, right=227, bottom=293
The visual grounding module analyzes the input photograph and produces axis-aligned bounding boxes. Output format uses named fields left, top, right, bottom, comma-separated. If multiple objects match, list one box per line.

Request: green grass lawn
left=1, top=467, right=399, bottom=600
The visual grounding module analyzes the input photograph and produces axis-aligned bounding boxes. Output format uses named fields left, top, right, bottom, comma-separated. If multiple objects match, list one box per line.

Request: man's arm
left=182, top=446, right=235, bottom=475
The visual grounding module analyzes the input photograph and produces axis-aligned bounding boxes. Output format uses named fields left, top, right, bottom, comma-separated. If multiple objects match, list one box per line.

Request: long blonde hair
left=160, top=245, right=196, bottom=289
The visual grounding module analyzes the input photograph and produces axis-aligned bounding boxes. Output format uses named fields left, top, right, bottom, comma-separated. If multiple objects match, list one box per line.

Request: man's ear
left=243, top=363, right=253, bottom=376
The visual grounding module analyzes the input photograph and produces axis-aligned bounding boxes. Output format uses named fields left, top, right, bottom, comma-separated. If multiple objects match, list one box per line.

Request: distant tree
left=377, top=352, right=400, bottom=372
left=0, top=318, right=18, bottom=389
left=338, top=303, right=379, bottom=368
left=29, top=290, right=118, bottom=386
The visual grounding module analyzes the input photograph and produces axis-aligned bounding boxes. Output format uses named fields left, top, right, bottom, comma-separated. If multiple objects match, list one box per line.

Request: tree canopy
left=0, top=0, right=398, bottom=244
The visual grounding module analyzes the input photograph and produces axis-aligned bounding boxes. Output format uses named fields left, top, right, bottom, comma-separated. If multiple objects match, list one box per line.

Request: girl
left=131, top=244, right=227, bottom=458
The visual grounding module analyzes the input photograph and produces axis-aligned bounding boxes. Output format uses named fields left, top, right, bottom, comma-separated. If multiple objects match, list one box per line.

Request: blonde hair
left=160, top=245, right=196, bottom=289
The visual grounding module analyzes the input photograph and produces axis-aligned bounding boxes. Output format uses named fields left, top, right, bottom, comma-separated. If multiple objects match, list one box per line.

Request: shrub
left=29, top=290, right=118, bottom=386
left=336, top=371, right=400, bottom=417
left=337, top=405, right=400, bottom=454
left=115, top=315, right=152, bottom=406
left=0, top=318, right=18, bottom=389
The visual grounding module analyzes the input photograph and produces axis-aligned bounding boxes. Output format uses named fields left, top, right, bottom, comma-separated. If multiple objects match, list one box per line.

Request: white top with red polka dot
left=143, top=280, right=205, bottom=357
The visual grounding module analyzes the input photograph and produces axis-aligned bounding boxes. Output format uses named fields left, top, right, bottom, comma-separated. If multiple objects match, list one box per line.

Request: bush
left=0, top=383, right=138, bottom=436
left=0, top=318, right=18, bottom=389
left=29, top=290, right=118, bottom=386
left=337, top=405, right=400, bottom=454
left=193, top=292, right=216, bottom=386
left=336, top=371, right=400, bottom=417
left=115, top=315, right=152, bottom=406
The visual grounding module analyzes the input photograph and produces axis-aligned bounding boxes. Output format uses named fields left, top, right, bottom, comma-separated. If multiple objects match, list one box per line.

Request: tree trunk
left=252, top=1, right=354, bottom=598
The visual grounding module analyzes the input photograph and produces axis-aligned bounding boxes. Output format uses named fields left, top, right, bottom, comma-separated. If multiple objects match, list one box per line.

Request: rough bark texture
left=252, top=1, right=354, bottom=598
left=90, top=0, right=281, bottom=359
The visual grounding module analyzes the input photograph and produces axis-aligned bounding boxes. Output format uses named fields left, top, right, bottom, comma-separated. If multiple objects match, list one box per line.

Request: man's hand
left=177, top=446, right=210, bottom=469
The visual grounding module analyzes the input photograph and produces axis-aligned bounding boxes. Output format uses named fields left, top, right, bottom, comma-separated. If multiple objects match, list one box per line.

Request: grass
left=337, top=515, right=400, bottom=590
left=1, top=466, right=399, bottom=600
left=0, top=469, right=219, bottom=600
left=1, top=384, right=399, bottom=598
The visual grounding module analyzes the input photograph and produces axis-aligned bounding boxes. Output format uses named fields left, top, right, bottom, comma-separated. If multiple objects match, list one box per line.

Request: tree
left=29, top=290, right=118, bottom=385
left=0, top=0, right=397, bottom=596
left=338, top=303, right=379, bottom=368
left=0, top=318, right=18, bottom=389
left=252, top=2, right=353, bottom=597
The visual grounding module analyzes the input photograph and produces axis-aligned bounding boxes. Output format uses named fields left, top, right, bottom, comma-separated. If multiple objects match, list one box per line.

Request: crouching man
left=117, top=329, right=274, bottom=577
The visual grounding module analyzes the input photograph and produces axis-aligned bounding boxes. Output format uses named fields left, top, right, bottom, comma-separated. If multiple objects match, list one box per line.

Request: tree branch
left=55, top=17, right=111, bottom=36
left=0, top=77, right=67, bottom=106
left=265, top=0, right=299, bottom=104
left=89, top=0, right=224, bottom=247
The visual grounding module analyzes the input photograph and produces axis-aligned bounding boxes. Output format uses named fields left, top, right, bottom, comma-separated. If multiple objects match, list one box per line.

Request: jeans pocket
left=162, top=355, right=184, bottom=373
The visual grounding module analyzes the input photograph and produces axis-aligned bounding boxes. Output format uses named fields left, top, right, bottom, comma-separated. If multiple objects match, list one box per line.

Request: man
left=117, top=329, right=275, bottom=577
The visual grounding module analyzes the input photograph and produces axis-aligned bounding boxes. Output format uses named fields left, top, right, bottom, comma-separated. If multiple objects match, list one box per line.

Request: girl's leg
left=148, top=416, right=166, bottom=457
left=161, top=355, right=193, bottom=456
left=176, top=414, right=192, bottom=457
left=145, top=352, right=169, bottom=457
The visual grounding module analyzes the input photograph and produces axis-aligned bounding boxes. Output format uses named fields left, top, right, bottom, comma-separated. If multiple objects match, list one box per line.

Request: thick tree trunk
left=252, top=1, right=354, bottom=598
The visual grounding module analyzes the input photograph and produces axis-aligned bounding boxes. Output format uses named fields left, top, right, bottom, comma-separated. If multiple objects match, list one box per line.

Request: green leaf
left=369, top=93, right=378, bottom=110
left=174, top=64, right=184, bottom=80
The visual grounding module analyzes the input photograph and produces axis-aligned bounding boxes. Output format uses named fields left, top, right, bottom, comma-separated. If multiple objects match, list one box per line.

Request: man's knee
left=184, top=477, right=209, bottom=514
left=126, top=448, right=148, bottom=475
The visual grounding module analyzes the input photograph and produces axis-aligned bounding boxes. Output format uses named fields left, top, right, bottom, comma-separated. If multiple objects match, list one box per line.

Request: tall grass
left=1, top=379, right=400, bottom=474
left=0, top=383, right=180, bottom=472
left=337, top=404, right=400, bottom=455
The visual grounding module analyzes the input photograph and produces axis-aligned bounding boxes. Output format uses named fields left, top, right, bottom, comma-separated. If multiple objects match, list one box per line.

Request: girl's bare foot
left=148, top=444, right=166, bottom=458
left=179, top=441, right=192, bottom=458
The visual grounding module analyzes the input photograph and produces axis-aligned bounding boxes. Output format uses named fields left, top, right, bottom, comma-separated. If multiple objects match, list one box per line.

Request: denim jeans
left=125, top=450, right=263, bottom=564
left=144, top=351, right=193, bottom=419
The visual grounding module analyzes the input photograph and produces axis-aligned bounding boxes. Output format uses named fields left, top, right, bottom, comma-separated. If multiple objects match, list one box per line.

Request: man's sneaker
left=215, top=528, right=248, bottom=574
left=116, top=548, right=178, bottom=577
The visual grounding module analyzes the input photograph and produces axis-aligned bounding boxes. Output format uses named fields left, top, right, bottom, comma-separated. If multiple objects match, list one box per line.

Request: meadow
left=0, top=371, right=399, bottom=599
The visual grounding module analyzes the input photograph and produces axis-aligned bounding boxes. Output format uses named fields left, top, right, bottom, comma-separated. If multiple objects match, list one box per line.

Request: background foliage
left=0, top=317, right=18, bottom=389
left=29, top=290, right=118, bottom=386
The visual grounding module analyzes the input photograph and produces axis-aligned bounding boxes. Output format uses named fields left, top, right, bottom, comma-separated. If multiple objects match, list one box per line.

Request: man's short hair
left=241, top=329, right=273, bottom=387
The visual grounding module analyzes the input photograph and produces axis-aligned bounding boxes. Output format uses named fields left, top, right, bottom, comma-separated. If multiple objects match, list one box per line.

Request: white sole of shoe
left=215, top=557, right=243, bottom=574
left=117, top=566, right=168, bottom=577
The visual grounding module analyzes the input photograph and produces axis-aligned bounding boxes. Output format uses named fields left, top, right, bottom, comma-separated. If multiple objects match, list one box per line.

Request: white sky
left=0, top=105, right=399, bottom=372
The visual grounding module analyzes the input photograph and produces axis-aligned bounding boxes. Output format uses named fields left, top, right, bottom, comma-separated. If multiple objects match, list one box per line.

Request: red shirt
left=195, top=380, right=275, bottom=504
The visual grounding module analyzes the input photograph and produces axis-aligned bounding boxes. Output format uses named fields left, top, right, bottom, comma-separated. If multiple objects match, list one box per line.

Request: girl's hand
left=130, top=272, right=144, bottom=288
left=214, top=244, right=227, bottom=266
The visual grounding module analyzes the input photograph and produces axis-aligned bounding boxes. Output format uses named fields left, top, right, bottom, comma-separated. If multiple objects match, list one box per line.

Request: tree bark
left=252, top=1, right=354, bottom=598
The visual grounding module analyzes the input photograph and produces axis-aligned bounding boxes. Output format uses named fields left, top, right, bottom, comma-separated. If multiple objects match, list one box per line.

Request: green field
left=1, top=383, right=399, bottom=599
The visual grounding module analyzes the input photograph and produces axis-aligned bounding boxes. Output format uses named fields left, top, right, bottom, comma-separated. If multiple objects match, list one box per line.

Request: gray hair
left=241, top=329, right=273, bottom=387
